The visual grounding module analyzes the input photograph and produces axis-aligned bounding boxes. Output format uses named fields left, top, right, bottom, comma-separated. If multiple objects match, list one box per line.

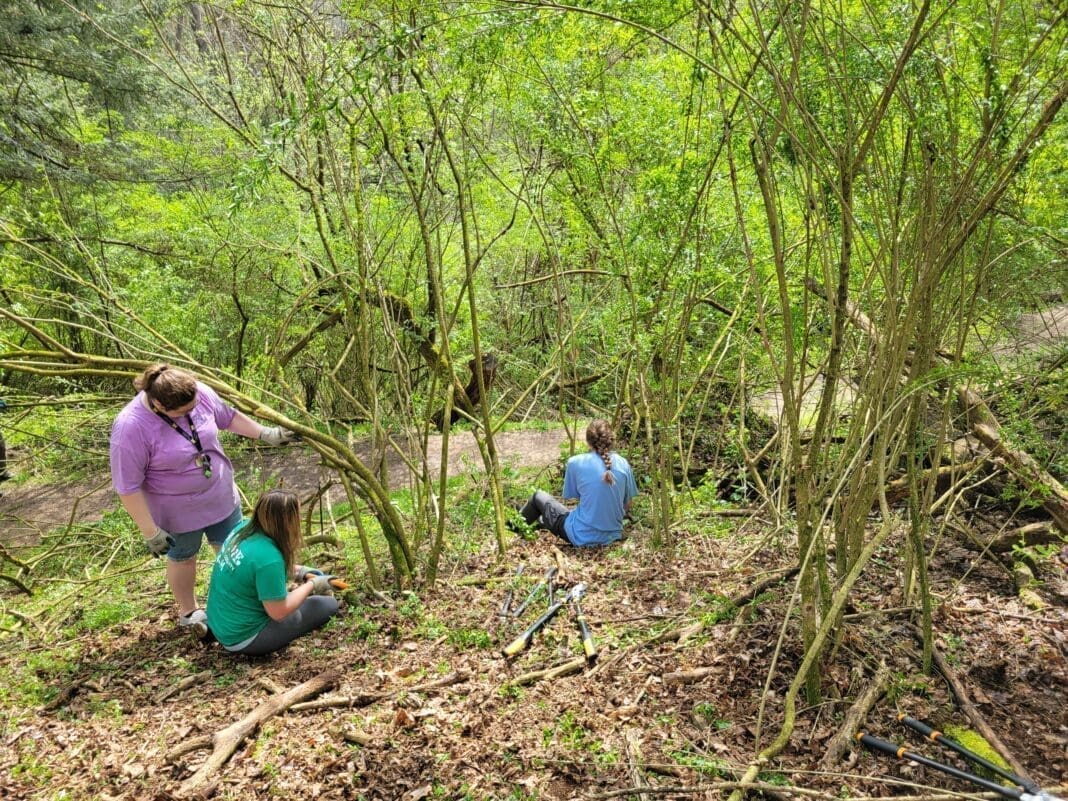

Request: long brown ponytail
left=229, top=490, right=303, bottom=574
left=586, top=419, right=616, bottom=485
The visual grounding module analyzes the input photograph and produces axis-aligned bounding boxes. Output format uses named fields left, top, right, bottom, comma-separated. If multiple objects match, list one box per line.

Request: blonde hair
left=229, top=490, right=303, bottom=574
left=135, top=363, right=197, bottom=411
left=586, top=419, right=616, bottom=485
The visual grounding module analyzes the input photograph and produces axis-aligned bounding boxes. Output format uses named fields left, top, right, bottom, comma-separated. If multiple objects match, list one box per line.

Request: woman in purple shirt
left=110, top=364, right=298, bottom=634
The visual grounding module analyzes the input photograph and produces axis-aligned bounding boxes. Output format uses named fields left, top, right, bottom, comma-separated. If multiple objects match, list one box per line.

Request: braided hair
left=585, top=419, right=616, bottom=485
left=134, top=363, right=197, bottom=411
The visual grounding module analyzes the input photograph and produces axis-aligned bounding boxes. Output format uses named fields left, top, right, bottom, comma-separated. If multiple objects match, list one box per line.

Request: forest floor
left=0, top=436, right=1065, bottom=800
left=0, top=304, right=1065, bottom=801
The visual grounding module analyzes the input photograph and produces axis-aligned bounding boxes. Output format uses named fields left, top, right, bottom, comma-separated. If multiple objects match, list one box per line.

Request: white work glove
left=294, top=565, right=324, bottom=583
left=307, top=574, right=335, bottom=596
left=259, top=426, right=301, bottom=446
left=145, top=527, right=174, bottom=557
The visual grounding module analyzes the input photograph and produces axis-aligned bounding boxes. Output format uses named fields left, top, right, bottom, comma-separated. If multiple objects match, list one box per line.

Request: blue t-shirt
left=562, top=451, right=638, bottom=546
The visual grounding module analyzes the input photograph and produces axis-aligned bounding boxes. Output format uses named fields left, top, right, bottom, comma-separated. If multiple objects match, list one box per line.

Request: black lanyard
left=155, top=411, right=212, bottom=479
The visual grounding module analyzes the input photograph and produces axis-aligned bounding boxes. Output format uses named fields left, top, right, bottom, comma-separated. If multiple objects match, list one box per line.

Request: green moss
left=942, top=726, right=1013, bottom=785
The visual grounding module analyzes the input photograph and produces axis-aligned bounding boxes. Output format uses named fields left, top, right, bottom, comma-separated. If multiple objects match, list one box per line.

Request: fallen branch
left=502, top=656, right=585, bottom=689
left=290, top=670, right=468, bottom=712
left=884, top=461, right=986, bottom=505
left=987, top=521, right=1063, bottom=553
left=819, top=662, right=891, bottom=769
left=972, top=423, right=1068, bottom=535
left=157, top=670, right=211, bottom=703
left=662, top=666, right=720, bottom=686
left=171, top=669, right=340, bottom=797
left=910, top=626, right=1030, bottom=780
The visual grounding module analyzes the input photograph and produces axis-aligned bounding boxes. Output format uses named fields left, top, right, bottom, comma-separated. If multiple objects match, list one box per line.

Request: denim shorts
left=167, top=505, right=242, bottom=562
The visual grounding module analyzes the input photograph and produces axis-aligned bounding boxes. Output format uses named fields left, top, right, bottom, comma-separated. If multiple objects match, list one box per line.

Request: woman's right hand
left=144, top=527, right=174, bottom=557
left=306, top=574, right=335, bottom=595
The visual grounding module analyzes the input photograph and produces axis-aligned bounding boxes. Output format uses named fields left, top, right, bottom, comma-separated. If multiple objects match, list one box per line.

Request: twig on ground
left=502, top=656, right=585, bottom=689
left=819, top=662, right=891, bottom=769
left=157, top=670, right=211, bottom=703
left=169, top=669, right=340, bottom=798
left=290, top=670, right=468, bottom=712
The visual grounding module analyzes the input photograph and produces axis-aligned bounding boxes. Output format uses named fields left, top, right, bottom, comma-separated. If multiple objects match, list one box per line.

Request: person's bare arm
left=261, top=579, right=316, bottom=621
left=119, top=491, right=157, bottom=538
left=224, top=411, right=263, bottom=440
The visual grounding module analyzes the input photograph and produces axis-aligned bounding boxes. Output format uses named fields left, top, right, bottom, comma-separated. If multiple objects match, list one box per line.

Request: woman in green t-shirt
left=207, top=489, right=338, bottom=655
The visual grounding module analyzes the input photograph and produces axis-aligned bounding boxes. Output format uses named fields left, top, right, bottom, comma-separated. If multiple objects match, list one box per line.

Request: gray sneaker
left=178, top=608, right=209, bottom=639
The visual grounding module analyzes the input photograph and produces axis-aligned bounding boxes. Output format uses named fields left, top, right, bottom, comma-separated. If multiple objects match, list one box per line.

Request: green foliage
left=669, top=747, right=730, bottom=777
left=942, top=726, right=1014, bottom=785
left=541, top=710, right=618, bottom=766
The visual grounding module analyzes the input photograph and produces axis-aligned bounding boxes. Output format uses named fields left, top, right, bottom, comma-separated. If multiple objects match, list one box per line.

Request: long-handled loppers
left=502, top=582, right=585, bottom=658
left=571, top=592, right=598, bottom=665
left=499, top=564, right=525, bottom=619
left=856, top=727, right=1063, bottom=801
left=898, top=714, right=1047, bottom=797
left=510, top=566, right=558, bottom=619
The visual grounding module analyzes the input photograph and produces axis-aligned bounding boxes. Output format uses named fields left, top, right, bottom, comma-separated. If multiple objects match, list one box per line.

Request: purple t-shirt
left=110, top=382, right=240, bottom=532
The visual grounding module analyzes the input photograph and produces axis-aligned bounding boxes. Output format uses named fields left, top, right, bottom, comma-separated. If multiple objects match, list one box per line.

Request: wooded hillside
left=0, top=1, right=1065, bottom=799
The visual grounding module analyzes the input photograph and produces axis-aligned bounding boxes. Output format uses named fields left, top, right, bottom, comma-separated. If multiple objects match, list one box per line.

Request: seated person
left=206, top=489, right=338, bottom=655
left=517, top=419, right=638, bottom=547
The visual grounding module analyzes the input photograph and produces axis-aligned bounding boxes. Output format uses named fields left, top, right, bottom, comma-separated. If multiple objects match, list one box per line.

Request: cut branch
left=172, top=669, right=340, bottom=797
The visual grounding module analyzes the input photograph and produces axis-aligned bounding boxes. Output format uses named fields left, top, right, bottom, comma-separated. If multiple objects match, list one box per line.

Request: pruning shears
left=499, top=564, right=525, bottom=619
left=571, top=591, right=598, bottom=665
left=856, top=715, right=1063, bottom=801
left=502, top=582, right=585, bottom=658
left=510, top=566, right=558, bottom=619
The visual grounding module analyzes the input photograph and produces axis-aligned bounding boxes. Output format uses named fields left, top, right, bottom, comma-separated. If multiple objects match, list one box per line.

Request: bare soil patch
left=0, top=428, right=570, bottom=545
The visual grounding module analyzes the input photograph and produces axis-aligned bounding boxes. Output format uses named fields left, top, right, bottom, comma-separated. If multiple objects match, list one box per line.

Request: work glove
left=145, top=527, right=174, bottom=557
left=294, top=565, right=324, bottom=583
left=307, top=574, right=336, bottom=595
left=259, top=426, right=301, bottom=446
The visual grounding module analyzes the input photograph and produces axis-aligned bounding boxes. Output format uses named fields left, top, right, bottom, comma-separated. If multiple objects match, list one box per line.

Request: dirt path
left=0, top=428, right=571, bottom=545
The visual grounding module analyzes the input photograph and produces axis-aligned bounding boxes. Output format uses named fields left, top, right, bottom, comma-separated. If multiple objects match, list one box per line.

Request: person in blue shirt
left=516, top=419, right=638, bottom=547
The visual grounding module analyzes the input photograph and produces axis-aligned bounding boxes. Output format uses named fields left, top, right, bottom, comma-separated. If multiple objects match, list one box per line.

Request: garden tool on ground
left=510, top=566, right=558, bottom=619
left=499, top=564, right=525, bottom=619
left=898, top=714, right=1047, bottom=797
left=502, top=582, right=585, bottom=658
left=856, top=731, right=1063, bottom=801
left=571, top=591, right=597, bottom=665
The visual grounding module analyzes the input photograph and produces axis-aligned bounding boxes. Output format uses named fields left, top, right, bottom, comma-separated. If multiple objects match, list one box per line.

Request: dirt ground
left=0, top=306, right=1065, bottom=800
left=0, top=512, right=1064, bottom=801
left=0, top=428, right=571, bottom=546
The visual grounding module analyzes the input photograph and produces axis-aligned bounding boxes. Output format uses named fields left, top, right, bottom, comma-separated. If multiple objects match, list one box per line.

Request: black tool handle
left=857, top=733, right=1023, bottom=800
left=897, top=714, right=1036, bottom=793
left=898, top=715, right=939, bottom=740
left=502, top=597, right=566, bottom=658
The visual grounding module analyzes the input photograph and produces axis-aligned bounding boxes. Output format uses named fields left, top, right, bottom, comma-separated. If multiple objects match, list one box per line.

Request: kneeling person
left=207, top=490, right=338, bottom=656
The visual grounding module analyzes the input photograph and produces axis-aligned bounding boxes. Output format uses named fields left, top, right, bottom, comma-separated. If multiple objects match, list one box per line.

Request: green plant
left=692, top=702, right=732, bottom=730
left=446, top=627, right=492, bottom=650
left=670, top=747, right=730, bottom=777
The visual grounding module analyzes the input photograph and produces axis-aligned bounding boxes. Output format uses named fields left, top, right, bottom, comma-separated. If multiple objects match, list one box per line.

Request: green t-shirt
left=206, top=529, right=288, bottom=647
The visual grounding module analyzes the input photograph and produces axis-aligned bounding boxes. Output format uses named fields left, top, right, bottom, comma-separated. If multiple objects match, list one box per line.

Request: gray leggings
left=520, top=490, right=572, bottom=543
left=227, top=596, right=339, bottom=656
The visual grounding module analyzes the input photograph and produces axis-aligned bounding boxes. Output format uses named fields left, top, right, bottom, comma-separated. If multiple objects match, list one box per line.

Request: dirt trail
left=0, top=428, right=570, bottom=545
